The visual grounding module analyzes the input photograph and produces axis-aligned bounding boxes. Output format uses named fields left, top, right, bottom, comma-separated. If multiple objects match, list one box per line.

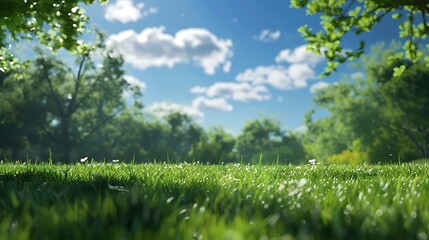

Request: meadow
left=0, top=161, right=428, bottom=239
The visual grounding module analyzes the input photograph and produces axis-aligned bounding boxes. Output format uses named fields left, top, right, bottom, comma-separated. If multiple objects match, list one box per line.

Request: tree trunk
left=61, top=118, right=71, bottom=164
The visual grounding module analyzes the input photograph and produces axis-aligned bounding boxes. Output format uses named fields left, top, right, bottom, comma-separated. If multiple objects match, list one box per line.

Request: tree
left=0, top=0, right=107, bottom=73
left=74, top=112, right=168, bottom=163
left=291, top=0, right=429, bottom=76
left=304, top=43, right=427, bottom=163
left=380, top=63, right=429, bottom=159
left=0, top=44, right=141, bottom=163
left=163, top=112, right=205, bottom=162
left=236, top=118, right=305, bottom=164
left=190, top=127, right=236, bottom=164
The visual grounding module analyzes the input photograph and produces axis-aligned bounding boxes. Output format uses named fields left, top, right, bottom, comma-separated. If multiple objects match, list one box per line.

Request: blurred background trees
left=0, top=38, right=427, bottom=164
left=304, top=42, right=428, bottom=164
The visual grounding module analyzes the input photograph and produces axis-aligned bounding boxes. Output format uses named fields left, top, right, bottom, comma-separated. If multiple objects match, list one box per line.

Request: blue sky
left=81, top=0, right=400, bottom=134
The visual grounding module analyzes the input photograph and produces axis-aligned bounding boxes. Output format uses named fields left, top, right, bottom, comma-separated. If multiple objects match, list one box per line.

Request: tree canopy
left=304, top=42, right=428, bottom=163
left=0, top=0, right=106, bottom=72
left=291, top=0, right=429, bottom=76
left=0, top=42, right=141, bottom=163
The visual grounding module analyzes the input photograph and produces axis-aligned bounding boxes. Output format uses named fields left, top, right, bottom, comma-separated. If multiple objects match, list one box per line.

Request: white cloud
left=192, top=96, right=233, bottom=112
left=236, top=64, right=316, bottom=90
left=104, top=0, right=156, bottom=24
left=142, top=7, right=158, bottom=17
left=310, top=81, right=329, bottom=93
left=223, top=61, right=232, bottom=73
left=122, top=75, right=146, bottom=99
left=190, top=86, right=207, bottom=94
left=145, top=101, right=204, bottom=121
left=124, top=75, right=146, bottom=91
left=107, top=27, right=233, bottom=75
left=275, top=45, right=324, bottom=65
left=203, top=82, right=271, bottom=102
left=255, top=29, right=281, bottom=42
left=294, top=125, right=308, bottom=134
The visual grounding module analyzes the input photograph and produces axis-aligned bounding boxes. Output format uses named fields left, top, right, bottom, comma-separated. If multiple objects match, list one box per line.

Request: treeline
left=0, top=42, right=427, bottom=164
left=0, top=42, right=305, bottom=164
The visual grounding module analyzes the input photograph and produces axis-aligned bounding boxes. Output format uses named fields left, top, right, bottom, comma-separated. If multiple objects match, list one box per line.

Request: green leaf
left=392, top=13, right=402, bottom=19
left=393, top=65, right=406, bottom=77
left=359, top=41, right=365, bottom=50
left=348, top=6, right=361, bottom=17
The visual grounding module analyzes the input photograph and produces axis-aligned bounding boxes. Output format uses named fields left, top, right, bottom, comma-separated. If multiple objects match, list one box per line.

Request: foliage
left=0, top=162, right=428, bottom=239
left=327, top=150, right=367, bottom=165
left=0, top=43, right=141, bottom=163
left=291, top=0, right=429, bottom=76
left=236, top=118, right=305, bottom=164
left=0, top=0, right=107, bottom=73
left=304, top=43, right=428, bottom=163
left=190, top=127, right=236, bottom=164
left=380, top=63, right=429, bottom=159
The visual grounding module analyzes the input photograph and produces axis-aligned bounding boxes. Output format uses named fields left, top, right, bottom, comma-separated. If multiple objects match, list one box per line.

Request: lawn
left=0, top=161, right=428, bottom=239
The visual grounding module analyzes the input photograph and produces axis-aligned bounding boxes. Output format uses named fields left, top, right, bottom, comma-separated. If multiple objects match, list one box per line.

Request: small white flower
left=308, top=159, right=317, bottom=165
left=112, top=159, right=120, bottom=163
left=80, top=157, right=88, bottom=163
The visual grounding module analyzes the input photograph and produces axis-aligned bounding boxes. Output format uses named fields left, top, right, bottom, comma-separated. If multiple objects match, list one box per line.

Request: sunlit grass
left=0, top=162, right=428, bottom=239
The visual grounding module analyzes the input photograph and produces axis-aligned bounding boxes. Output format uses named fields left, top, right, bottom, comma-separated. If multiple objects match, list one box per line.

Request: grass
left=0, top=161, right=428, bottom=239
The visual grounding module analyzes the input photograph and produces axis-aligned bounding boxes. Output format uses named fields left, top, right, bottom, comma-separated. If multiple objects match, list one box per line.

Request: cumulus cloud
left=236, top=64, right=316, bottom=90
left=255, top=29, right=281, bottom=42
left=190, top=86, right=207, bottom=94
left=275, top=45, right=324, bottom=65
left=104, top=0, right=157, bottom=24
left=294, top=125, right=308, bottom=134
left=192, top=96, right=233, bottom=112
left=310, top=81, right=329, bottom=93
left=223, top=61, right=232, bottom=73
left=124, top=75, right=146, bottom=91
left=107, top=26, right=233, bottom=75
left=202, top=82, right=271, bottom=102
left=145, top=102, right=204, bottom=121
left=142, top=7, right=158, bottom=17
left=122, top=75, right=146, bottom=99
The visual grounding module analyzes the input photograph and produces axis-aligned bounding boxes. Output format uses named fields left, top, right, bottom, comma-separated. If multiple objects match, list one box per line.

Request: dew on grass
left=178, top=209, right=187, bottom=215
left=166, top=197, right=174, bottom=204
left=108, top=184, right=128, bottom=192
left=199, top=206, right=205, bottom=213
left=375, top=209, right=383, bottom=216
left=193, top=232, right=203, bottom=240
left=344, top=204, right=353, bottom=215
left=410, top=210, right=417, bottom=219
left=297, top=178, right=307, bottom=188
left=417, top=232, right=428, bottom=240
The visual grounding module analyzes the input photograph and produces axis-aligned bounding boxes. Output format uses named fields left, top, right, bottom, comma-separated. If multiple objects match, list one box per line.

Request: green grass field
left=0, top=161, right=428, bottom=239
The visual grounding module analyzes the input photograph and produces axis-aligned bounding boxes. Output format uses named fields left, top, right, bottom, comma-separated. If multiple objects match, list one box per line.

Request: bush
left=328, top=149, right=367, bottom=165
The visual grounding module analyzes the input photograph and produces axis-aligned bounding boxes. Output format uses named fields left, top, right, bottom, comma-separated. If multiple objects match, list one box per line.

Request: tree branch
left=41, top=62, right=65, bottom=118
left=68, top=55, right=87, bottom=116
